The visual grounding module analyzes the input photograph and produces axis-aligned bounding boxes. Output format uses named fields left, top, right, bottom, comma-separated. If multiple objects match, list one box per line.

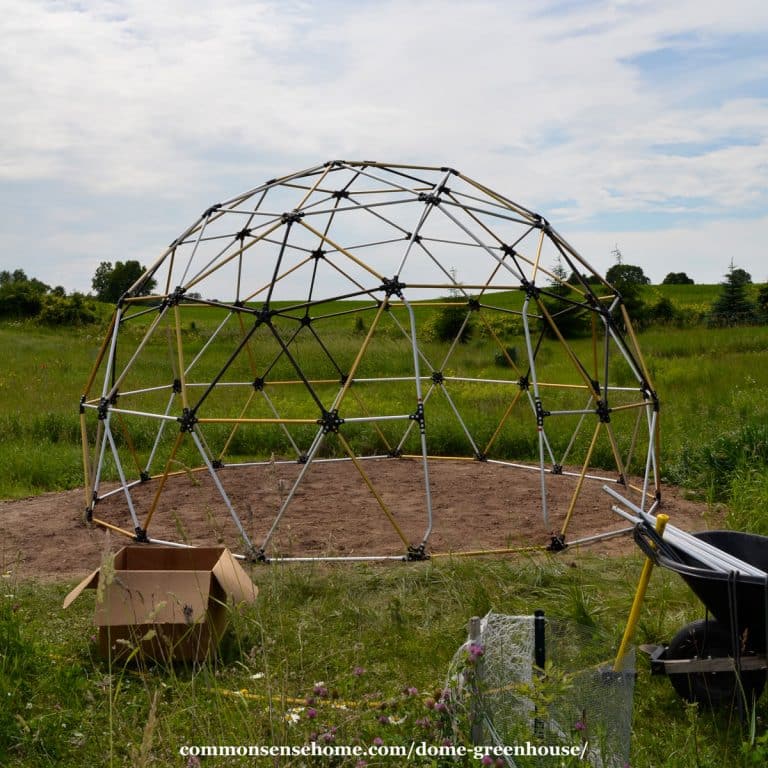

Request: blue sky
left=1, top=0, right=767, bottom=292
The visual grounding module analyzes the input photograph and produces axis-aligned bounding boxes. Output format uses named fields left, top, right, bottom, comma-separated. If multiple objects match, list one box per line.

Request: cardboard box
left=63, top=545, right=258, bottom=662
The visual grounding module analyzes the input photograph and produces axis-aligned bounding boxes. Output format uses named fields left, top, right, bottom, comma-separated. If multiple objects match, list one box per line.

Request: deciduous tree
left=662, top=272, right=694, bottom=285
left=91, top=260, right=156, bottom=303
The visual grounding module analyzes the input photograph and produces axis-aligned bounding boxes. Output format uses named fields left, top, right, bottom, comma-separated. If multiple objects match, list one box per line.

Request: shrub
left=647, top=296, right=679, bottom=326
left=37, top=293, right=98, bottom=326
left=431, top=303, right=474, bottom=343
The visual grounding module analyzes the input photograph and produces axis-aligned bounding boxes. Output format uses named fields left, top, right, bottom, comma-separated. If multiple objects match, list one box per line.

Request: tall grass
left=3, top=555, right=765, bottom=767
left=3, top=317, right=768, bottom=514
left=5, top=307, right=768, bottom=766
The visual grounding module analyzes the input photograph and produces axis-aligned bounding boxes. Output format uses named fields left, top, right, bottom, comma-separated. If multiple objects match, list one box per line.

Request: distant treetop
left=662, top=272, right=694, bottom=285
left=0, top=268, right=97, bottom=324
left=91, top=260, right=156, bottom=303
left=606, top=263, right=650, bottom=287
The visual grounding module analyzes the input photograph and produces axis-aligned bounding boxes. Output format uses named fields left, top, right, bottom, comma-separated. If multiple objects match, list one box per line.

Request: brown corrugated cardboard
left=63, top=545, right=258, bottom=662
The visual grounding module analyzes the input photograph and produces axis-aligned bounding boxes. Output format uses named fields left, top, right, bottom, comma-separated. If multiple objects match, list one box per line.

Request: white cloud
left=0, top=0, right=767, bottom=289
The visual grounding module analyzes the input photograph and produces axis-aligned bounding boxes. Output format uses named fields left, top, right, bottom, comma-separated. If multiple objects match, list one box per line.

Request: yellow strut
left=91, top=518, right=137, bottom=539
left=613, top=513, right=669, bottom=671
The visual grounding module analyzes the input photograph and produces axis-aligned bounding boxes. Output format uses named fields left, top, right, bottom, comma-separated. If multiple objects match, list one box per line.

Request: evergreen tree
left=757, top=284, right=768, bottom=319
left=540, top=257, right=589, bottom=338
left=709, top=262, right=758, bottom=326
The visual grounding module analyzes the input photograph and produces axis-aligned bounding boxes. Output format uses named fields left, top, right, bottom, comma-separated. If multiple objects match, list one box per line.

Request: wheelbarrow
left=633, top=523, right=768, bottom=707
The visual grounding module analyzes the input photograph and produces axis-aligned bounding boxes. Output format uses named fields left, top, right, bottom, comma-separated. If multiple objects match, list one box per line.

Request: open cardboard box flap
left=64, top=546, right=258, bottom=609
left=63, top=545, right=258, bottom=660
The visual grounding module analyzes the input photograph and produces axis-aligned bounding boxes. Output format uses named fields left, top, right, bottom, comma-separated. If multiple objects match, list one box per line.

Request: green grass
left=642, top=283, right=721, bottom=308
left=4, top=554, right=767, bottom=768
left=4, top=303, right=768, bottom=766
left=4, top=306, right=768, bottom=499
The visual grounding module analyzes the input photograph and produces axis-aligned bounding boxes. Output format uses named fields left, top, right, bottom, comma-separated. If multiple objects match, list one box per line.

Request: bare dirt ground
left=0, top=458, right=715, bottom=583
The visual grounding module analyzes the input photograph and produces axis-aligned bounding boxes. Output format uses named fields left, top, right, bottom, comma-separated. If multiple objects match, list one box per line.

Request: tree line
left=0, top=261, right=154, bottom=324
left=430, top=258, right=768, bottom=345
left=1, top=258, right=766, bottom=330
left=562, top=259, right=767, bottom=329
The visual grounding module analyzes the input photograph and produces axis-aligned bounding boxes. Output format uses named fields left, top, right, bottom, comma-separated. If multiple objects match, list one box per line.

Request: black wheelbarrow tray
left=634, top=524, right=768, bottom=706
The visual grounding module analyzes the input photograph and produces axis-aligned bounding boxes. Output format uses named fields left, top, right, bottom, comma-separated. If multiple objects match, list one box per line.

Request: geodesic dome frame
left=80, top=160, right=660, bottom=561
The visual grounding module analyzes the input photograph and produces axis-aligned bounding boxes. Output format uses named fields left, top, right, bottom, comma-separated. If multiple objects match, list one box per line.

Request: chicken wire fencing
left=445, top=612, right=635, bottom=768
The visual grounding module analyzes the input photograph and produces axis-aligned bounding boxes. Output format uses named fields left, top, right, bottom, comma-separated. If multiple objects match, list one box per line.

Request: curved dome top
left=129, top=160, right=612, bottom=307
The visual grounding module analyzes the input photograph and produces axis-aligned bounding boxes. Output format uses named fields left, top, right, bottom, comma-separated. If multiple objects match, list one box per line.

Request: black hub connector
left=520, top=277, right=540, bottom=300
left=596, top=399, right=612, bottom=423
left=134, top=527, right=149, bottom=543
left=382, top=276, right=406, bottom=298
left=407, top=544, right=429, bottom=561
left=409, top=402, right=426, bottom=434
left=256, top=305, right=274, bottom=324
left=178, top=408, right=198, bottom=432
left=418, top=192, right=441, bottom=205
left=164, top=285, right=187, bottom=307
left=548, top=534, right=567, bottom=552
left=431, top=371, right=444, bottom=385
left=281, top=210, right=304, bottom=224
left=318, top=408, right=344, bottom=434
left=247, top=547, right=268, bottom=563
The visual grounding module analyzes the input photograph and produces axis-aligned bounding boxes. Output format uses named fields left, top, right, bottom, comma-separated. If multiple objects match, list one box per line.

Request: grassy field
left=3, top=285, right=768, bottom=766
left=2, top=287, right=767, bottom=505
left=4, top=554, right=765, bottom=768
